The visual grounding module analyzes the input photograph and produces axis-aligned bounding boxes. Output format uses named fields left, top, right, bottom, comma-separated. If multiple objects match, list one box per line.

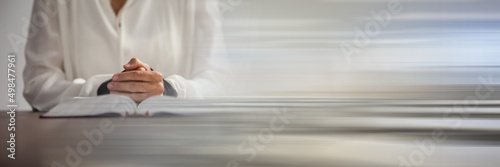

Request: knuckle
left=131, top=71, right=142, bottom=79
left=153, top=71, right=163, bottom=80
left=110, top=82, right=119, bottom=90
left=156, top=83, right=164, bottom=93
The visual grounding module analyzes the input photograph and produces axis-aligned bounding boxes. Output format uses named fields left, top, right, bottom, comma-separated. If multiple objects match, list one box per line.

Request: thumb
left=123, top=58, right=150, bottom=71
left=123, top=58, right=139, bottom=70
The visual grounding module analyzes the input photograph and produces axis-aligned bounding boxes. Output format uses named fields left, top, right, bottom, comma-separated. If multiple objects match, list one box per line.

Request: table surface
left=1, top=102, right=500, bottom=167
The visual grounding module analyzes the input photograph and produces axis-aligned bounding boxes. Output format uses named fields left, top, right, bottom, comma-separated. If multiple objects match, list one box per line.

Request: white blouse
left=23, top=0, right=228, bottom=111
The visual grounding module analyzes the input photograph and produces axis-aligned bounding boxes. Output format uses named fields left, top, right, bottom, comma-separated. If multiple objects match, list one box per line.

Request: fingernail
left=112, top=75, right=118, bottom=81
left=107, top=83, right=113, bottom=89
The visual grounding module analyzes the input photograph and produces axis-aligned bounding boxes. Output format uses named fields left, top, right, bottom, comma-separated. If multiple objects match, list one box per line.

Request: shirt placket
left=116, top=10, right=125, bottom=65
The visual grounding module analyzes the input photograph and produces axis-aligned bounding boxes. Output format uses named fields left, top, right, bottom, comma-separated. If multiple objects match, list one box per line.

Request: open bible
left=41, top=94, right=363, bottom=118
left=41, top=95, right=217, bottom=118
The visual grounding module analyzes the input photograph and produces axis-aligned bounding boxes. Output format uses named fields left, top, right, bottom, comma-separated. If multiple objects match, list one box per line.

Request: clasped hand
left=108, top=58, right=164, bottom=103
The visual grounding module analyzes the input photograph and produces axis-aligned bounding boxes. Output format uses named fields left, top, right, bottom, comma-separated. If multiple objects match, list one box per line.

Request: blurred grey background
left=1, top=0, right=500, bottom=111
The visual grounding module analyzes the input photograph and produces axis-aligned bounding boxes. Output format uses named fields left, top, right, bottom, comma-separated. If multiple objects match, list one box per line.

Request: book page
left=137, top=96, right=279, bottom=116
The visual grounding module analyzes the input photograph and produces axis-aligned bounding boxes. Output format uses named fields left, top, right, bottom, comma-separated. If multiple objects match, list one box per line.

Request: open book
left=46, top=95, right=423, bottom=118
left=41, top=95, right=230, bottom=118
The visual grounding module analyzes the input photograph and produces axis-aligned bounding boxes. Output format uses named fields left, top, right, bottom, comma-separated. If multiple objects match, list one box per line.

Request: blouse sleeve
left=23, top=0, right=83, bottom=111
